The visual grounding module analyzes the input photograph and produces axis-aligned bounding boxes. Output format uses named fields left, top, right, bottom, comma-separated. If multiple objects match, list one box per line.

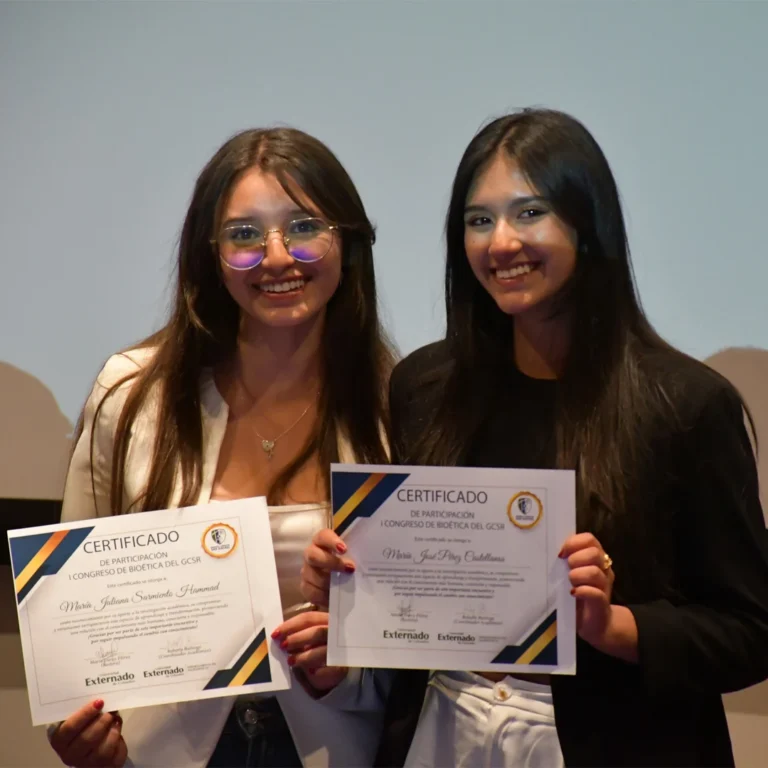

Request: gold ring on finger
left=601, top=553, right=613, bottom=571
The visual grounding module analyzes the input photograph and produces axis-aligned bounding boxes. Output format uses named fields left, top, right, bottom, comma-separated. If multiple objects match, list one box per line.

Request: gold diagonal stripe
left=14, top=530, right=69, bottom=595
left=229, top=639, right=269, bottom=688
left=333, top=473, right=387, bottom=531
left=515, top=620, right=557, bottom=665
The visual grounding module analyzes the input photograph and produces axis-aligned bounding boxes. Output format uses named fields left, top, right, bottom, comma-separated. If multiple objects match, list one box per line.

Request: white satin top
left=59, top=348, right=388, bottom=768
left=271, top=503, right=330, bottom=614
left=209, top=499, right=331, bottom=617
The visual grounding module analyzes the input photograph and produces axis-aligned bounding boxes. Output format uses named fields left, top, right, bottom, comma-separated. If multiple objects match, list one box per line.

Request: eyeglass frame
left=209, top=217, right=340, bottom=271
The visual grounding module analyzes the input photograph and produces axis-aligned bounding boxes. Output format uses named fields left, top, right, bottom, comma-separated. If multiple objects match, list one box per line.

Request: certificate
left=7, top=499, right=290, bottom=725
left=326, top=464, right=576, bottom=674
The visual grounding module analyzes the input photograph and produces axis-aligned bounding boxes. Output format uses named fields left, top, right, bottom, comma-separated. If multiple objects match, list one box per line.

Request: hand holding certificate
left=7, top=498, right=289, bottom=725
left=326, top=464, right=577, bottom=674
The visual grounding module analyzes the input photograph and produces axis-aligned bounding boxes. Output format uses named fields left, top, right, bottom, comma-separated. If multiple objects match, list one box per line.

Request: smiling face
left=463, top=152, right=578, bottom=322
left=216, top=167, right=342, bottom=331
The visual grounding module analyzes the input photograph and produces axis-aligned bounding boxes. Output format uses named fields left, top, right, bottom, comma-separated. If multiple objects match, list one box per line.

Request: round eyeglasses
left=212, top=217, right=338, bottom=271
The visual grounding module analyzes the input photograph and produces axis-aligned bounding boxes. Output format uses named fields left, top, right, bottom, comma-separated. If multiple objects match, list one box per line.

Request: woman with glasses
left=290, top=108, right=768, bottom=767
left=48, top=127, right=394, bottom=768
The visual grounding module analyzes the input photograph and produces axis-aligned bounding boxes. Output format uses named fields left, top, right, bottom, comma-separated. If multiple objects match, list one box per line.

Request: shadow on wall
left=705, top=346, right=768, bottom=524
left=0, top=362, right=71, bottom=765
left=705, top=346, right=768, bottom=760
left=0, top=361, right=73, bottom=501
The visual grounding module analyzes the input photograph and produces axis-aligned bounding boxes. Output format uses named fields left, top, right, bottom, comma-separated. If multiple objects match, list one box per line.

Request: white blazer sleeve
left=60, top=352, right=145, bottom=522
left=316, top=667, right=392, bottom=712
left=276, top=669, right=391, bottom=768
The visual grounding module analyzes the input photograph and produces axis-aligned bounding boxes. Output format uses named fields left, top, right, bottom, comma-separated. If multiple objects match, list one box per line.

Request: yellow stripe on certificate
left=332, top=472, right=387, bottom=530
left=14, top=529, right=69, bottom=595
left=229, top=639, right=269, bottom=687
left=516, top=620, right=557, bottom=665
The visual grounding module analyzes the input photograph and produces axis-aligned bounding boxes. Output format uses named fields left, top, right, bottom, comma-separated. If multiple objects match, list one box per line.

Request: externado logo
left=383, top=629, right=430, bottom=642
left=143, top=666, right=184, bottom=679
left=507, top=491, right=543, bottom=530
left=202, top=523, right=238, bottom=558
left=85, top=672, right=134, bottom=687
left=437, top=632, right=476, bottom=644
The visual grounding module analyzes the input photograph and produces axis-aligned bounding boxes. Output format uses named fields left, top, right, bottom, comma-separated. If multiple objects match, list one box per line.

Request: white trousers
left=404, top=672, right=565, bottom=768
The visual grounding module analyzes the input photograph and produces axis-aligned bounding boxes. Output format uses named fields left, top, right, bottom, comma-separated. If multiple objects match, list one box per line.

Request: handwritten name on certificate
left=326, top=464, right=577, bottom=674
left=7, top=499, right=289, bottom=725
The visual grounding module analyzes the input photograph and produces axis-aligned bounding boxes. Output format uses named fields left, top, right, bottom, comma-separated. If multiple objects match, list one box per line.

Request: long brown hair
left=408, top=108, right=752, bottom=540
left=76, top=127, right=394, bottom=514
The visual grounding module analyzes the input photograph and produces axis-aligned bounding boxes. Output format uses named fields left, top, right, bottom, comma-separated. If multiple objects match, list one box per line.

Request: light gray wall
left=1, top=1, right=767, bottom=766
left=1, top=0, right=767, bottom=424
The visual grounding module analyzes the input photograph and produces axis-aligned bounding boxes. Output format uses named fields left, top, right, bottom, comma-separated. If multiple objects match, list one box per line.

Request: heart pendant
left=261, top=439, right=275, bottom=459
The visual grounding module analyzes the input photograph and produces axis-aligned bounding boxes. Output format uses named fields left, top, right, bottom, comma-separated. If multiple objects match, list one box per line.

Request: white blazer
left=60, top=349, right=387, bottom=768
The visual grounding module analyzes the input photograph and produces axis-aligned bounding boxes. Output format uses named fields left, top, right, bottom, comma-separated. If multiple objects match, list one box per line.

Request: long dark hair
left=77, top=127, right=394, bottom=514
left=409, top=108, right=746, bottom=538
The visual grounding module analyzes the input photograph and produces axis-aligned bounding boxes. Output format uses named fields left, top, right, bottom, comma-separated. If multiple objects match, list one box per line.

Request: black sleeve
left=374, top=351, right=442, bottom=767
left=387, top=342, right=446, bottom=465
left=388, top=359, right=411, bottom=465
left=629, top=385, right=768, bottom=695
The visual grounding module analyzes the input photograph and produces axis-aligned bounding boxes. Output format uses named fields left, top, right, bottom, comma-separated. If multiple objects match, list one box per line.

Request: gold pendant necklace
left=252, top=400, right=314, bottom=460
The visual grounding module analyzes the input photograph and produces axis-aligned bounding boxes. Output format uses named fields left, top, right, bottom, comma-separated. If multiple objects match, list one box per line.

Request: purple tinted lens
left=223, top=250, right=263, bottom=270
left=289, top=247, right=324, bottom=263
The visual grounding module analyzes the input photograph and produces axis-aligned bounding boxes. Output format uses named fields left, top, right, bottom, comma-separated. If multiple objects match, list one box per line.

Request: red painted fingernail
left=344, top=563, right=355, bottom=573
left=570, top=588, right=576, bottom=596
left=280, top=640, right=288, bottom=651
left=94, top=699, right=105, bottom=710
left=558, top=549, right=565, bottom=558
left=287, top=656, right=296, bottom=667
left=336, top=542, right=347, bottom=554
left=307, top=668, right=316, bottom=676
left=271, top=630, right=281, bottom=639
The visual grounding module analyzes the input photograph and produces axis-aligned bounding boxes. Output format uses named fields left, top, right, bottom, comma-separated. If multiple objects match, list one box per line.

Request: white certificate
left=7, top=499, right=290, bottom=725
left=326, top=464, right=576, bottom=674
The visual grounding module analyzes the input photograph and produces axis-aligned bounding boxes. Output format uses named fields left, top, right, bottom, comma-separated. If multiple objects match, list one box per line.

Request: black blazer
left=374, top=342, right=768, bottom=768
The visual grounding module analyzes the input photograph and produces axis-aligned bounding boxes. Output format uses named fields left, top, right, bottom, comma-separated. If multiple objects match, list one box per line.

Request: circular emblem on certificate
left=202, top=523, right=238, bottom=558
left=507, top=492, right=543, bottom=530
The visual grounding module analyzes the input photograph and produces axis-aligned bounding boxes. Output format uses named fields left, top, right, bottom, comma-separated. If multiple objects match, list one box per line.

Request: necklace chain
left=234, top=365, right=318, bottom=460
left=252, top=399, right=315, bottom=460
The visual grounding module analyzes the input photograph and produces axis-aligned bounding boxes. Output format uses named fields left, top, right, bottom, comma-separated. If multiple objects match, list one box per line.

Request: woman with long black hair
left=292, top=108, right=768, bottom=767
